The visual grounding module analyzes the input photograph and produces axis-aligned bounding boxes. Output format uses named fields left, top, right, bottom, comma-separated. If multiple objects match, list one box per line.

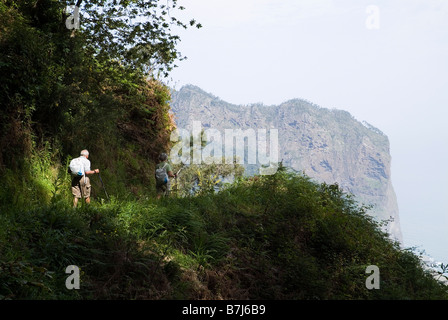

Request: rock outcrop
left=170, top=85, right=402, bottom=242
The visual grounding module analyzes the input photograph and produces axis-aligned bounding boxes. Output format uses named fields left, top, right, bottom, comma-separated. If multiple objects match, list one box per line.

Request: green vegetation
left=0, top=0, right=179, bottom=203
left=1, top=167, right=447, bottom=299
left=1, top=1, right=447, bottom=300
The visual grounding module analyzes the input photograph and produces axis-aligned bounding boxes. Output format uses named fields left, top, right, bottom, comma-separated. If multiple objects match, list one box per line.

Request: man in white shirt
left=71, top=149, right=100, bottom=207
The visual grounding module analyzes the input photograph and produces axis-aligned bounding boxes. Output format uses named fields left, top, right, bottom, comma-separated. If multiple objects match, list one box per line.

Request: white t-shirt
left=78, top=156, right=91, bottom=175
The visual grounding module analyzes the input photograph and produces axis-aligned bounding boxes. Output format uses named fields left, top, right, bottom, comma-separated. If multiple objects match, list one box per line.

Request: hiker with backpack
left=70, top=149, right=100, bottom=207
left=155, top=153, right=176, bottom=199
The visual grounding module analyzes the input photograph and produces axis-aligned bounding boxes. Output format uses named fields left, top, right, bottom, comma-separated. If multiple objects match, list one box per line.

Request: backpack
left=155, top=163, right=168, bottom=185
left=69, top=157, right=84, bottom=176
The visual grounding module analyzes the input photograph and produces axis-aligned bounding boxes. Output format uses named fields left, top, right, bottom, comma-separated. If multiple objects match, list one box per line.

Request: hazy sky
left=169, top=0, right=448, bottom=263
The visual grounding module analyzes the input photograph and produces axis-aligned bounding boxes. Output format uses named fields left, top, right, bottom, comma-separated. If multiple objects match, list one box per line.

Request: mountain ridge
left=170, top=84, right=402, bottom=242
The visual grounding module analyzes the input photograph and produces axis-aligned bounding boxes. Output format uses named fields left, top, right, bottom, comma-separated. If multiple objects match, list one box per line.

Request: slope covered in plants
left=0, top=1, right=176, bottom=206
left=1, top=168, right=447, bottom=299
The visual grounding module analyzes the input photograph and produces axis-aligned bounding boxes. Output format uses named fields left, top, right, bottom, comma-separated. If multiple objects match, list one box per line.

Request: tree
left=169, top=130, right=245, bottom=196
left=65, top=0, right=202, bottom=77
left=2, top=0, right=200, bottom=77
left=171, top=160, right=245, bottom=197
left=0, top=0, right=194, bottom=198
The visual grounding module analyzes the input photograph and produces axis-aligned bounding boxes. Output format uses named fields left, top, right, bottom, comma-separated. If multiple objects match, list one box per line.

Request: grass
left=0, top=165, right=447, bottom=300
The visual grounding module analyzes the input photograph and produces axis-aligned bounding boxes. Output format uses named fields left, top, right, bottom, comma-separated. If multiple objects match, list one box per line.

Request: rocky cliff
left=170, top=85, right=402, bottom=242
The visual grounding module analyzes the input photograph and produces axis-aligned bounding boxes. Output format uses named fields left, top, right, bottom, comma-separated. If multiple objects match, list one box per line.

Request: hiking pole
left=98, top=172, right=110, bottom=201
left=174, top=167, right=184, bottom=195
left=175, top=167, right=184, bottom=179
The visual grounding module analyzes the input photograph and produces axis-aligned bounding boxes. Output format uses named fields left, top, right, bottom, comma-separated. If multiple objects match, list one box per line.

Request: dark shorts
left=156, top=180, right=171, bottom=196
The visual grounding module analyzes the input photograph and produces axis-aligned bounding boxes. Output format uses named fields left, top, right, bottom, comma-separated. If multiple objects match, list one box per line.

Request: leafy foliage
left=1, top=168, right=447, bottom=299
left=170, top=160, right=244, bottom=197
left=76, top=0, right=202, bottom=77
left=0, top=1, right=177, bottom=203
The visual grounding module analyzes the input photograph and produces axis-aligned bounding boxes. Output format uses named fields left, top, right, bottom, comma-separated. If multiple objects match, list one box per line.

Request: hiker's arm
left=167, top=170, right=176, bottom=178
left=86, top=169, right=99, bottom=175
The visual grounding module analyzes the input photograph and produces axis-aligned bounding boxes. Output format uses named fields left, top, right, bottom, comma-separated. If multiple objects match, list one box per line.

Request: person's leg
left=80, top=176, right=91, bottom=204
left=156, top=188, right=164, bottom=199
left=156, top=184, right=166, bottom=199
left=72, top=177, right=82, bottom=208
left=165, top=180, right=171, bottom=197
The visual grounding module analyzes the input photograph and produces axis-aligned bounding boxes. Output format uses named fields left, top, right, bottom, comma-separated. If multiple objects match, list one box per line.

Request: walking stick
left=175, top=167, right=184, bottom=178
left=174, top=167, right=184, bottom=195
left=98, top=172, right=110, bottom=201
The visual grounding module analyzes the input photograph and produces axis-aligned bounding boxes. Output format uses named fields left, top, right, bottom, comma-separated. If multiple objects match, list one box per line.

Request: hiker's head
left=81, top=149, right=89, bottom=158
left=158, top=153, right=168, bottom=162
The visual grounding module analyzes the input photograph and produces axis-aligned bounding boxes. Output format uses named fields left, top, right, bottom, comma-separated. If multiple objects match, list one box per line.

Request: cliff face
left=170, top=85, right=402, bottom=242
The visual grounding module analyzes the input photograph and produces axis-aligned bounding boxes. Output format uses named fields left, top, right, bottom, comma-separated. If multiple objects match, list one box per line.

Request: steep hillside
left=0, top=2, right=175, bottom=206
left=170, top=85, right=402, bottom=242
left=1, top=168, right=447, bottom=300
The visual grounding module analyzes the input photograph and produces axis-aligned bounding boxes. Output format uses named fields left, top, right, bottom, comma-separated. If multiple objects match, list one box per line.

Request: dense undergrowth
left=1, top=167, right=447, bottom=300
